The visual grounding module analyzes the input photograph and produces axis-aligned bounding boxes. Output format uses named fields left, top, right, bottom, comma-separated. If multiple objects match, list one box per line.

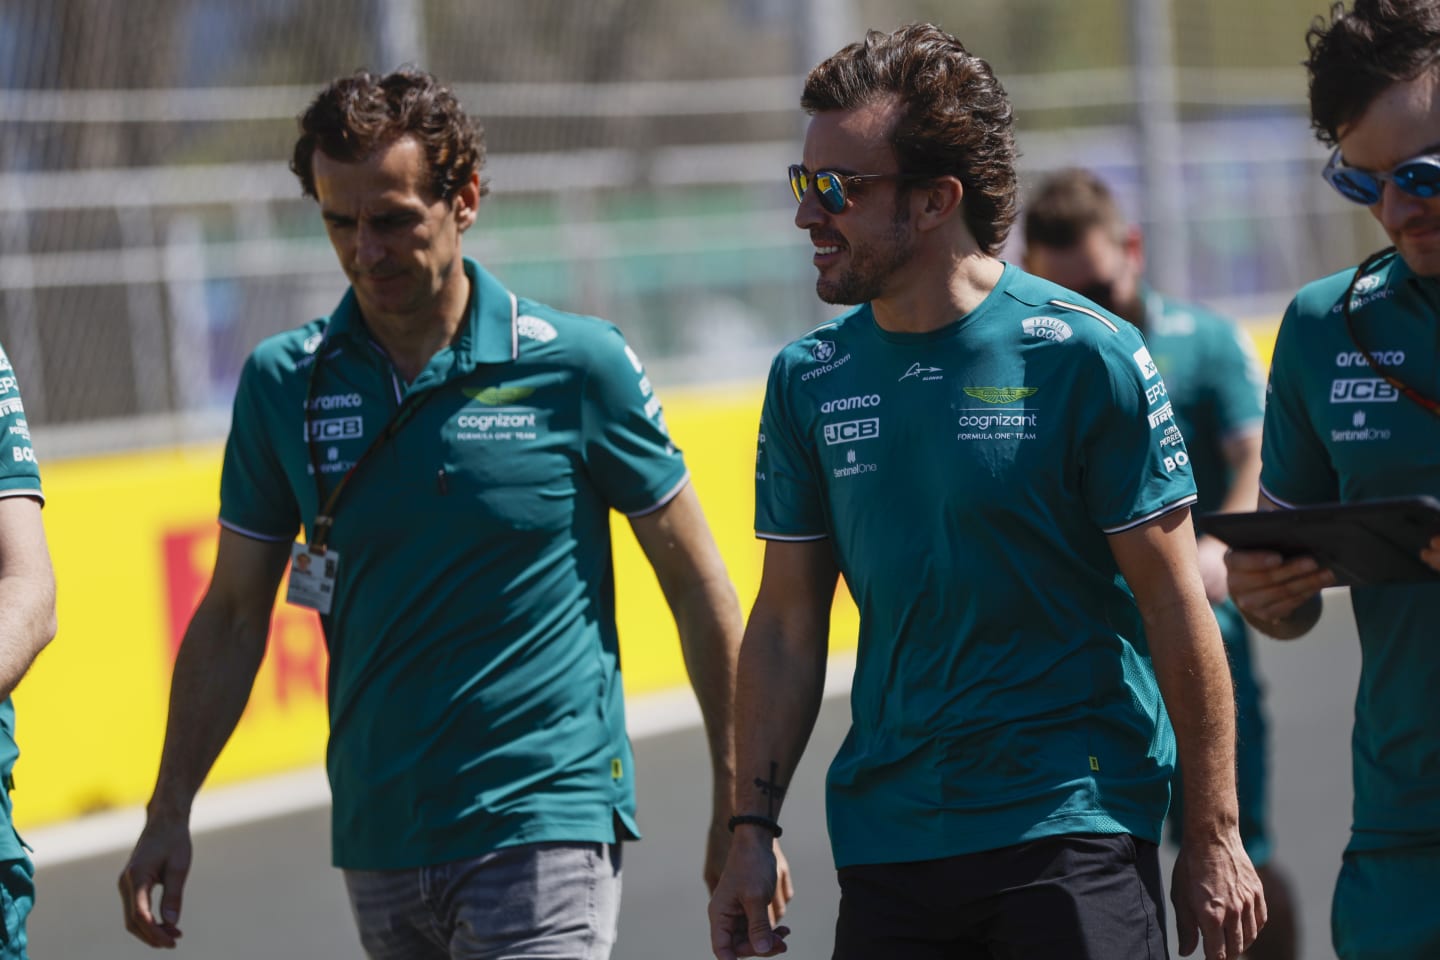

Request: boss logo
left=1163, top=451, right=1190, bottom=473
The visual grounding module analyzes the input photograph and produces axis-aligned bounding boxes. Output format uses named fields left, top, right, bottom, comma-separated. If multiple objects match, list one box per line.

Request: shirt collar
left=320, top=257, right=519, bottom=371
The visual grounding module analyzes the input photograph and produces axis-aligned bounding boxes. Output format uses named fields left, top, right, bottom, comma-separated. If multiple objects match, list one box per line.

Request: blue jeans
left=343, top=842, right=621, bottom=960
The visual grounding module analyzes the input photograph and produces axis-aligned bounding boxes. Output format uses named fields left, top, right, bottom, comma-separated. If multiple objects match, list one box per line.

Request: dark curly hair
left=1305, top=0, right=1440, bottom=146
left=801, top=23, right=1018, bottom=256
left=291, top=67, right=488, bottom=202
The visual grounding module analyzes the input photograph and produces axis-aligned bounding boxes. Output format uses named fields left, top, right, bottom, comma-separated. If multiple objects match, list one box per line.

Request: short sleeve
left=219, top=352, right=302, bottom=540
left=1259, top=299, right=1339, bottom=505
left=1082, top=335, right=1199, bottom=532
left=754, top=355, right=826, bottom=539
left=581, top=327, right=689, bottom=516
left=0, top=343, right=41, bottom=502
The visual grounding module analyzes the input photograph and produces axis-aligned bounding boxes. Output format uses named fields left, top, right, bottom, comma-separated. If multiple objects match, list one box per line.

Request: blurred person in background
left=1224, top=1, right=1440, bottom=957
left=1023, top=167, right=1297, bottom=960
left=0, top=341, right=58, bottom=960
left=708, top=22, right=1263, bottom=960
left=116, top=66, right=787, bottom=959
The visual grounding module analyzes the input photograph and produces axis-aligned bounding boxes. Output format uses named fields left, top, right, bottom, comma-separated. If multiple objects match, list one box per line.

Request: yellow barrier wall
left=11, top=384, right=861, bottom=830
left=11, top=319, right=1277, bottom=830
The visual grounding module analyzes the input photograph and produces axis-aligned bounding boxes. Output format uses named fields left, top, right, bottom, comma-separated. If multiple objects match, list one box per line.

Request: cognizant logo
left=956, top=412, right=1037, bottom=429
left=457, top=411, right=537, bottom=430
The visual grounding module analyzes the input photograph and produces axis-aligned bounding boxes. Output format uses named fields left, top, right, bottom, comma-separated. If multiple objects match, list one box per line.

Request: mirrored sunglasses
left=1323, top=148, right=1440, bottom=206
left=787, top=164, right=923, bottom=214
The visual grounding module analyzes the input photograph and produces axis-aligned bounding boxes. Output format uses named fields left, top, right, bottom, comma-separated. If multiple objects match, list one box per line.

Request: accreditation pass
left=286, top=542, right=339, bottom=614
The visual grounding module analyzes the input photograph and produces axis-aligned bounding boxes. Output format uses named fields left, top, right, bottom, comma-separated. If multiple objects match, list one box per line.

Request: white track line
left=26, top=652, right=855, bottom=868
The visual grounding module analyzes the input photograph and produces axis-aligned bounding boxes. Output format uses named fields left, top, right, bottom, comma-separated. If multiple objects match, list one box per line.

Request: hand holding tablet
left=1196, top=496, right=1440, bottom=587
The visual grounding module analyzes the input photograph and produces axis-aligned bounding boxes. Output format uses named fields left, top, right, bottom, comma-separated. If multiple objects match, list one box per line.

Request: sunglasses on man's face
left=787, top=164, right=924, bottom=214
left=1322, top=148, right=1440, bottom=206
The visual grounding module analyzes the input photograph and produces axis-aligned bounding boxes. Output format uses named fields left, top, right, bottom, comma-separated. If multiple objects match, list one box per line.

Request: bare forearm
left=1217, top=432, right=1262, bottom=516
left=731, top=611, right=827, bottom=821
left=148, top=599, right=269, bottom=819
left=0, top=573, right=56, bottom=701
left=674, top=576, right=744, bottom=803
left=1150, top=596, right=1240, bottom=833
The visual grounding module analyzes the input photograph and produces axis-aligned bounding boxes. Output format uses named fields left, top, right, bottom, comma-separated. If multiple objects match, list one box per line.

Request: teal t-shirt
left=1261, top=252, right=1440, bottom=854
left=220, top=259, right=689, bottom=870
left=0, top=341, right=42, bottom=863
left=756, top=263, right=1198, bottom=868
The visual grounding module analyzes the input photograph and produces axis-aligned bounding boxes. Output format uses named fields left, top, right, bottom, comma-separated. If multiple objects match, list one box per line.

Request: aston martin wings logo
left=963, top=387, right=1038, bottom=404
left=463, top=385, right=536, bottom=405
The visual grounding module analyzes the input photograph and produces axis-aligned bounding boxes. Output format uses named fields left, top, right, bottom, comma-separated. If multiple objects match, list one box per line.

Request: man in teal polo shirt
left=117, top=68, right=780, bottom=959
left=1024, top=167, right=1297, bottom=960
left=0, top=341, right=58, bottom=960
left=708, top=23, right=1264, bottom=960
left=1225, top=2, right=1440, bottom=956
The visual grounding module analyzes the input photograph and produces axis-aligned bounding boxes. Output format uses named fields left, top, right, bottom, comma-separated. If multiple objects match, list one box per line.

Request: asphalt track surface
left=33, top=593, right=1360, bottom=960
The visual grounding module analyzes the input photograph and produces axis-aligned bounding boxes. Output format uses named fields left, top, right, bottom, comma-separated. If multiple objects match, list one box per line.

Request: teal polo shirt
left=755, top=263, right=1197, bottom=868
left=220, top=258, right=689, bottom=870
left=1262, top=252, right=1440, bottom=854
left=0, top=341, right=42, bottom=863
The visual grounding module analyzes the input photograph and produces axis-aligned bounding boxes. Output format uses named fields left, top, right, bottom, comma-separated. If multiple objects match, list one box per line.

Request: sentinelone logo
left=1332, top=410, right=1391, bottom=443
left=832, top=448, right=876, bottom=478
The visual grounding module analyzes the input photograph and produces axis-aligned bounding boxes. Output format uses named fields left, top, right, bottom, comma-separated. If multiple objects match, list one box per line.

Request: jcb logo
left=306, top=416, right=364, bottom=441
left=823, top=418, right=880, bottom=446
left=1329, top=379, right=1399, bottom=403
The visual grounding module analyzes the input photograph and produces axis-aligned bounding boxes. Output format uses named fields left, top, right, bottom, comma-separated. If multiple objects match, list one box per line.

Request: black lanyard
left=1342, top=245, right=1440, bottom=418
left=302, top=341, right=437, bottom=552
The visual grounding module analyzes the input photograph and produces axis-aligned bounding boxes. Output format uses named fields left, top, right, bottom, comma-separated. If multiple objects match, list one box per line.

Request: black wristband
left=727, top=814, right=783, bottom=838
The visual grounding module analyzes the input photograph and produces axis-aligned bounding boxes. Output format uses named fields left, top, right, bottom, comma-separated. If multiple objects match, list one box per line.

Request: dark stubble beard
left=816, top=201, right=916, bottom=306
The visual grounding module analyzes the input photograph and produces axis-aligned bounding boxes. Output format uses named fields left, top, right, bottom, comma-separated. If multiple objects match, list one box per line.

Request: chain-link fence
left=1, top=0, right=1380, bottom=455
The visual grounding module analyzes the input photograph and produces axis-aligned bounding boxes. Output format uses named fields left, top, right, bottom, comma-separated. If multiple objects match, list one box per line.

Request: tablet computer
left=1194, top=496, right=1440, bottom=586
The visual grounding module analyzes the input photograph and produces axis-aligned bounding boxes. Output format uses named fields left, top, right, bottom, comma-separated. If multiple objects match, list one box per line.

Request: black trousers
left=832, top=833, right=1167, bottom=960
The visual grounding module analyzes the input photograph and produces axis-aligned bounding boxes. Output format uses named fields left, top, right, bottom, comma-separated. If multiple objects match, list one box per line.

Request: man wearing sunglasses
left=1224, top=1, right=1440, bottom=957
left=708, top=23, right=1264, bottom=960
left=1022, top=169, right=1296, bottom=960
